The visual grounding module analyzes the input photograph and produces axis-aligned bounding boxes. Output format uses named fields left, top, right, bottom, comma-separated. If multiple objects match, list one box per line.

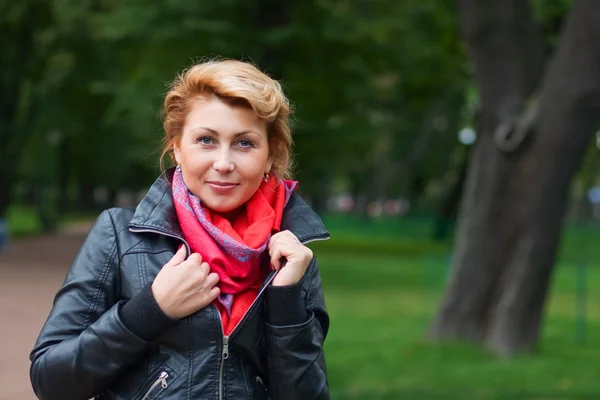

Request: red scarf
left=172, top=168, right=297, bottom=335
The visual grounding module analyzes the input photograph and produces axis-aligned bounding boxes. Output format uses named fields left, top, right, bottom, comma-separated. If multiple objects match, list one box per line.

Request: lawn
left=315, top=215, right=600, bottom=399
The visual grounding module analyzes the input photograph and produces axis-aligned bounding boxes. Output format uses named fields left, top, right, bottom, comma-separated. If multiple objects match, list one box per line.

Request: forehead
left=185, top=97, right=266, bottom=135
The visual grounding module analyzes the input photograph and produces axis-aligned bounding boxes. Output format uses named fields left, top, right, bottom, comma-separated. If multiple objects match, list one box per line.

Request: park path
left=0, top=223, right=92, bottom=400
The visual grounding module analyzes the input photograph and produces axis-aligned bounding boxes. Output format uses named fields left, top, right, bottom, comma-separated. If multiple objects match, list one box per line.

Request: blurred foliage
left=4, top=0, right=598, bottom=235
left=2, top=0, right=470, bottom=220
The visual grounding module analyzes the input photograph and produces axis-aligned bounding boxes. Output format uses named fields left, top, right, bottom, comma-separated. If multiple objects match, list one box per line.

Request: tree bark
left=429, top=0, right=600, bottom=356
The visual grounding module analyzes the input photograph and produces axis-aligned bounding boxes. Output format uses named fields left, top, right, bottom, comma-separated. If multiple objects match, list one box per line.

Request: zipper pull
left=159, top=371, right=169, bottom=389
left=141, top=371, right=169, bottom=400
left=222, top=336, right=229, bottom=360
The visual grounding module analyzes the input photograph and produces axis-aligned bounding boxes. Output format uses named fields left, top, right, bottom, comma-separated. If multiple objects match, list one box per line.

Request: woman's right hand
left=152, top=246, right=220, bottom=319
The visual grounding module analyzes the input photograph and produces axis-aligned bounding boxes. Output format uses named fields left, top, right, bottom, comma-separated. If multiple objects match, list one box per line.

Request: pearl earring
left=263, top=173, right=270, bottom=183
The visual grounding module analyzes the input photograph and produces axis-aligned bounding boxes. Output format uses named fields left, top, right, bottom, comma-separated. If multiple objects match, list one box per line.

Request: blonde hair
left=160, top=59, right=294, bottom=179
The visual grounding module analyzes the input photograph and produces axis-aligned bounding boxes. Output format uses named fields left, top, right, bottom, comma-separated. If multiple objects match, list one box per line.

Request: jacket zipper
left=216, top=269, right=278, bottom=400
left=218, top=334, right=229, bottom=400
left=140, top=371, right=169, bottom=400
left=130, top=225, right=329, bottom=399
left=216, top=234, right=330, bottom=399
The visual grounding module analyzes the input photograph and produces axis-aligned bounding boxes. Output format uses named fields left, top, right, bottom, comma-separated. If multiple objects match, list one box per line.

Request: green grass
left=5, top=205, right=99, bottom=237
left=312, top=219, right=600, bottom=400
left=322, top=260, right=600, bottom=398
left=6, top=205, right=41, bottom=237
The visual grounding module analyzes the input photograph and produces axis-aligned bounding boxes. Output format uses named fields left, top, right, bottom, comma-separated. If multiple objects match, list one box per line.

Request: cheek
left=242, top=162, right=268, bottom=181
left=241, top=151, right=270, bottom=174
left=180, top=150, right=208, bottom=169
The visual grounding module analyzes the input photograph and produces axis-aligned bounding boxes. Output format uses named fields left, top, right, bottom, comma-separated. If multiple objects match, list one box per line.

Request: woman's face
left=174, top=96, right=273, bottom=214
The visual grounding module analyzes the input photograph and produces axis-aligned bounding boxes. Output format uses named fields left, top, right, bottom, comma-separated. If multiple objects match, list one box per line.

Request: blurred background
left=2, top=0, right=600, bottom=398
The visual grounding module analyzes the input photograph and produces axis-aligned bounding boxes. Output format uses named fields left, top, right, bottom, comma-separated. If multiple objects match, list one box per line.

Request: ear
left=266, top=157, right=274, bottom=175
left=173, top=143, right=181, bottom=165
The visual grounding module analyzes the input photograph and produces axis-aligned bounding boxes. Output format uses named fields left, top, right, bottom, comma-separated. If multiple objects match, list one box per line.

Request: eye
left=197, top=136, right=215, bottom=145
left=238, top=139, right=255, bottom=148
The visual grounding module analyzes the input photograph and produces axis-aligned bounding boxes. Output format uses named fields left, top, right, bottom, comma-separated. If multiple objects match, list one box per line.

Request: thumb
left=168, top=245, right=187, bottom=267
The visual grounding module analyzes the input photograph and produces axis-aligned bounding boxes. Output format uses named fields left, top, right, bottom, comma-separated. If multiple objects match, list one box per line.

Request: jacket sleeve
left=29, top=210, right=152, bottom=400
left=264, top=256, right=330, bottom=400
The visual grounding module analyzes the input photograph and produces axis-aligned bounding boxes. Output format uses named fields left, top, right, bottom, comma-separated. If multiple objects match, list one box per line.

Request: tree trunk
left=429, top=0, right=600, bottom=356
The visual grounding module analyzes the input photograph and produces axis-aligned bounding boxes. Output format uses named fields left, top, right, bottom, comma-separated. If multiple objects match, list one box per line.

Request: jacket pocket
left=134, top=364, right=178, bottom=400
left=254, top=375, right=269, bottom=400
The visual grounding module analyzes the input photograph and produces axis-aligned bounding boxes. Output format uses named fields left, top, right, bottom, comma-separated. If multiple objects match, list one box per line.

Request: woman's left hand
left=268, top=230, right=313, bottom=286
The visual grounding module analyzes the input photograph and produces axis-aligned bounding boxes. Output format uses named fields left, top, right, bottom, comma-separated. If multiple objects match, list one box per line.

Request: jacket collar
left=128, top=168, right=330, bottom=244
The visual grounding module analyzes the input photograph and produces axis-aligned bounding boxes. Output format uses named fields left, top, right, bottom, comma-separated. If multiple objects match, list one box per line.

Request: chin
left=205, top=200, right=240, bottom=213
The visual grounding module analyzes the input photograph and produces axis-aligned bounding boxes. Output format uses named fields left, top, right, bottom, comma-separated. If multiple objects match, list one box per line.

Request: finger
left=268, top=233, right=281, bottom=250
left=183, top=253, right=202, bottom=268
left=208, top=286, right=221, bottom=300
left=168, top=245, right=187, bottom=267
left=195, top=262, right=210, bottom=278
left=270, top=247, right=282, bottom=270
left=206, top=272, right=220, bottom=287
left=284, top=231, right=301, bottom=244
left=269, top=234, right=294, bottom=251
left=276, top=233, right=301, bottom=249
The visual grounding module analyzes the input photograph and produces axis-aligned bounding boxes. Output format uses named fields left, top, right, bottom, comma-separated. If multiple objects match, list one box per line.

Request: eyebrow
left=192, top=127, right=261, bottom=137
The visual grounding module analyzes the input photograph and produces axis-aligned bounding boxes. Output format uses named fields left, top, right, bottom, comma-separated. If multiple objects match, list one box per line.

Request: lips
left=206, top=181, right=239, bottom=192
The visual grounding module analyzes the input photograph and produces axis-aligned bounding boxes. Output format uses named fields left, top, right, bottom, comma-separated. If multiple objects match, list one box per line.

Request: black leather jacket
left=29, top=171, right=330, bottom=400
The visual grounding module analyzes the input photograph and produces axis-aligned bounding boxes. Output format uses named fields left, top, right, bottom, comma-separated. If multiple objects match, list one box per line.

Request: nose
left=212, top=150, right=235, bottom=173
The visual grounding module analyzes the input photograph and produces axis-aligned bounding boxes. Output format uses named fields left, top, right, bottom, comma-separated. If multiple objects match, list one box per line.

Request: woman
left=29, top=59, right=330, bottom=400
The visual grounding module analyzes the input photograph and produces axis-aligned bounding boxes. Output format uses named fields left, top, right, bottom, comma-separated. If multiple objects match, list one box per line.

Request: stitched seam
left=108, top=210, right=123, bottom=301
left=121, top=239, right=145, bottom=261
left=249, top=332, right=261, bottom=354
left=187, top=318, right=193, bottom=400
left=240, top=357, right=250, bottom=400
left=127, top=248, right=174, bottom=255
left=214, top=307, right=221, bottom=398
left=136, top=253, right=144, bottom=289
left=134, top=222, right=179, bottom=231
left=107, top=210, right=123, bottom=261
left=291, top=205, right=321, bottom=234
left=142, top=252, right=148, bottom=286
left=139, top=187, right=169, bottom=226
left=83, top=241, right=117, bottom=329
left=141, top=253, right=148, bottom=287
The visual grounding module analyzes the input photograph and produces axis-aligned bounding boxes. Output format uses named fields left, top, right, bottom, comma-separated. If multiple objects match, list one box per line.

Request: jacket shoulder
left=104, top=207, right=136, bottom=233
left=283, top=193, right=329, bottom=240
